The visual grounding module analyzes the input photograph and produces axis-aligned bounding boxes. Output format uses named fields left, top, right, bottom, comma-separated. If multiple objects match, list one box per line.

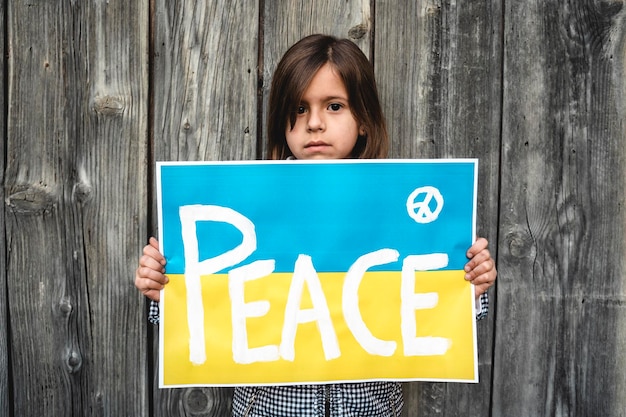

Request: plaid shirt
left=232, top=382, right=403, bottom=417
left=148, top=293, right=488, bottom=416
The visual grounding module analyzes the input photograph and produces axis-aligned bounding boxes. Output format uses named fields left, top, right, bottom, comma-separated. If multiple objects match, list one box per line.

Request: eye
left=328, top=103, right=343, bottom=112
left=296, top=105, right=307, bottom=114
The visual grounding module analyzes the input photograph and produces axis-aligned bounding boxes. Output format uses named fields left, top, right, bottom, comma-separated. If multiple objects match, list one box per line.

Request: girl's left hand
left=465, top=237, right=497, bottom=298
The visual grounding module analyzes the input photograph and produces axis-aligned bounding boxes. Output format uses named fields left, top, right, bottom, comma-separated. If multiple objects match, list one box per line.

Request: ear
left=359, top=125, right=366, bottom=136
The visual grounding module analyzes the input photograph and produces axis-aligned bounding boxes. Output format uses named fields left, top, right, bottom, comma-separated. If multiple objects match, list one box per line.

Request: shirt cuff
left=475, top=292, right=489, bottom=321
left=148, top=300, right=160, bottom=325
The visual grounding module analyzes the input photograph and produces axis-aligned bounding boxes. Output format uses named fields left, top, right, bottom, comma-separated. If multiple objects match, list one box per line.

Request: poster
left=157, top=159, right=479, bottom=387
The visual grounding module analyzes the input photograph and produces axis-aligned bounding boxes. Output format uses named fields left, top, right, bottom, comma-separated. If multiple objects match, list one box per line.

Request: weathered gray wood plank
left=495, top=1, right=626, bottom=416
left=152, top=0, right=258, bottom=163
left=375, top=1, right=502, bottom=416
left=151, top=1, right=258, bottom=415
left=0, top=0, right=8, bottom=415
left=261, top=0, right=372, bottom=159
left=5, top=1, right=149, bottom=415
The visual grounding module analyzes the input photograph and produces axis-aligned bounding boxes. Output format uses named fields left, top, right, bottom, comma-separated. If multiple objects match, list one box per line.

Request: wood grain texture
left=375, top=1, right=502, bottom=415
left=5, top=1, right=149, bottom=415
left=3, top=1, right=626, bottom=416
left=260, top=0, right=372, bottom=158
left=152, top=0, right=259, bottom=163
left=495, top=1, right=626, bottom=415
left=0, top=1, right=7, bottom=415
left=151, top=1, right=258, bottom=415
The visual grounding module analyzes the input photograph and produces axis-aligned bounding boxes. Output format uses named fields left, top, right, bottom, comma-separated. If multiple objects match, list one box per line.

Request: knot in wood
left=506, top=229, right=534, bottom=259
left=183, top=388, right=212, bottom=412
left=59, top=299, right=73, bottom=315
left=72, top=182, right=93, bottom=204
left=67, top=350, right=83, bottom=373
left=348, top=24, right=369, bottom=40
left=426, top=5, right=441, bottom=15
left=6, top=185, right=56, bottom=215
left=597, top=0, right=623, bottom=19
left=556, top=199, right=585, bottom=237
left=93, top=95, right=125, bottom=116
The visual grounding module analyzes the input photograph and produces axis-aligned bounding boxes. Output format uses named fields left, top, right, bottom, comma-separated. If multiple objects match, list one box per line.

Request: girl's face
left=285, top=63, right=364, bottom=160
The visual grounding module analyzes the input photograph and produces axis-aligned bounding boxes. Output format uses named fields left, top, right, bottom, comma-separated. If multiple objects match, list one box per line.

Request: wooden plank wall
left=495, top=1, right=626, bottom=416
left=1, top=0, right=625, bottom=416
left=4, top=1, right=149, bottom=416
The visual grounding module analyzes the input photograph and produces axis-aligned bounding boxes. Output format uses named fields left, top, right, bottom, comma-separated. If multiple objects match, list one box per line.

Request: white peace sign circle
left=406, top=186, right=444, bottom=224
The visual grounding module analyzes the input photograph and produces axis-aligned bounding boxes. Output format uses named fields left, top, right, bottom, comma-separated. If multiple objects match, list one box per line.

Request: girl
left=136, top=34, right=497, bottom=417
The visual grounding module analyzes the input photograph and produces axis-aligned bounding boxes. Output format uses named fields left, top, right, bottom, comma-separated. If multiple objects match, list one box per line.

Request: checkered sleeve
left=475, top=292, right=489, bottom=321
left=148, top=300, right=160, bottom=325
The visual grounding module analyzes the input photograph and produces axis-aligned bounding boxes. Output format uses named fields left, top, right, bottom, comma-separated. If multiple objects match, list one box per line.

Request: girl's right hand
left=135, top=237, right=168, bottom=302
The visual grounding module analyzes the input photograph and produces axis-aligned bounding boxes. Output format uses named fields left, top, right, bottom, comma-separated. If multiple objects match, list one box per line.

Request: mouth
left=304, top=140, right=329, bottom=149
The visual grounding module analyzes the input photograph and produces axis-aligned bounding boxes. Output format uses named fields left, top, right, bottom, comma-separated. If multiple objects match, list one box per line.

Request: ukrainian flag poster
left=157, top=159, right=479, bottom=387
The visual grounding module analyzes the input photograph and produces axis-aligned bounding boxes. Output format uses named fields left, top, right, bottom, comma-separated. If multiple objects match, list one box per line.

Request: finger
left=135, top=277, right=164, bottom=294
left=471, top=271, right=497, bottom=290
left=136, top=264, right=169, bottom=285
left=474, top=269, right=496, bottom=294
left=134, top=270, right=166, bottom=302
left=135, top=273, right=167, bottom=291
left=138, top=254, right=166, bottom=273
left=149, top=236, right=159, bottom=249
left=143, top=244, right=166, bottom=266
left=467, top=237, right=488, bottom=258
left=466, top=259, right=495, bottom=283
left=464, top=249, right=491, bottom=274
left=464, top=251, right=492, bottom=281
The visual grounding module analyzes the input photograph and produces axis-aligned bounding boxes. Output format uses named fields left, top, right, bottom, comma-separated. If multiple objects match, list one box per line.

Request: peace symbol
left=406, top=186, right=444, bottom=224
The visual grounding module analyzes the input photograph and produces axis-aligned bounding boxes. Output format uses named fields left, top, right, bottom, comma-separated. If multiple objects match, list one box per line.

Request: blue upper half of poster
left=158, top=160, right=477, bottom=274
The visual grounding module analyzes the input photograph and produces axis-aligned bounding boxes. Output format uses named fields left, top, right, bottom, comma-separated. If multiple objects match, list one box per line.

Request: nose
left=306, top=108, right=325, bottom=132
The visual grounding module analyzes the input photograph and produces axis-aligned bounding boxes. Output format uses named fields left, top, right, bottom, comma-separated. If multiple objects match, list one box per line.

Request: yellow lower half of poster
left=160, top=270, right=477, bottom=387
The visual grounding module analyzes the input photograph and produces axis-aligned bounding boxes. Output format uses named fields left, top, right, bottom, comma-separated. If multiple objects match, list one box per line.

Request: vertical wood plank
left=375, top=1, right=502, bottom=416
left=261, top=0, right=372, bottom=158
left=495, top=1, right=626, bottom=416
left=0, top=0, right=8, bottom=415
left=5, top=1, right=149, bottom=415
left=152, top=0, right=258, bottom=163
left=151, top=1, right=258, bottom=415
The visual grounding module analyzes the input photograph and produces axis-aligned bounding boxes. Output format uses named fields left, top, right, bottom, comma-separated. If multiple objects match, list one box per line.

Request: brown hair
left=267, top=34, right=388, bottom=160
